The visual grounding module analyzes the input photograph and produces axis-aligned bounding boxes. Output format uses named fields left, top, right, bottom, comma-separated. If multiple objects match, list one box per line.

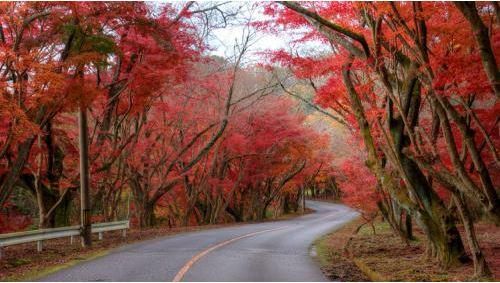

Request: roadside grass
left=317, top=217, right=500, bottom=282
left=2, top=249, right=110, bottom=282
left=0, top=209, right=313, bottom=281
left=311, top=219, right=368, bottom=281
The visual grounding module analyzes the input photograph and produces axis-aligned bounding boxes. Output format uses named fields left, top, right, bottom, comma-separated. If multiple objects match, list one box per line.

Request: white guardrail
left=0, top=220, right=129, bottom=258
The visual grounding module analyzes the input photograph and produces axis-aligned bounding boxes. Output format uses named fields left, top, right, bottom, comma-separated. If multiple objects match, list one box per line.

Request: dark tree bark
left=454, top=2, right=500, bottom=97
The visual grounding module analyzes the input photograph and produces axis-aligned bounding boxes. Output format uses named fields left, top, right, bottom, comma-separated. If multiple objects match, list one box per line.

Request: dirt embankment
left=314, top=218, right=499, bottom=281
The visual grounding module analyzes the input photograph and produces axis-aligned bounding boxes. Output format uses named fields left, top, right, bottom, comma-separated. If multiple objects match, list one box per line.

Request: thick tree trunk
left=342, top=57, right=467, bottom=266
left=138, top=201, right=155, bottom=228
left=131, top=182, right=156, bottom=228
left=401, top=156, right=468, bottom=266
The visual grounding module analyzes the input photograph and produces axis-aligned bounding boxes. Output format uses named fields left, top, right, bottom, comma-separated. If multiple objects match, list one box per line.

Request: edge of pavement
left=2, top=206, right=318, bottom=281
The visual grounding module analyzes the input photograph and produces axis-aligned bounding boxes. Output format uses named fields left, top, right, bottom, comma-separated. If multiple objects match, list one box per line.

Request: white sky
left=208, top=25, right=289, bottom=58
left=198, top=2, right=328, bottom=62
left=204, top=2, right=289, bottom=59
left=150, top=1, right=327, bottom=61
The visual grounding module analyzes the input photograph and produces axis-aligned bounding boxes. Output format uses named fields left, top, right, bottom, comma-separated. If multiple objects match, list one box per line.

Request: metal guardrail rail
left=0, top=220, right=129, bottom=258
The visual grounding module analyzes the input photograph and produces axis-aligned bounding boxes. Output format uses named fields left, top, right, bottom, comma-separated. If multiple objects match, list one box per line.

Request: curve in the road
left=40, top=201, right=358, bottom=282
left=172, top=226, right=288, bottom=282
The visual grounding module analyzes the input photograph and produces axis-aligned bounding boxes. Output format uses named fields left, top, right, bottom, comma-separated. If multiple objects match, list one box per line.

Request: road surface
left=41, top=201, right=358, bottom=282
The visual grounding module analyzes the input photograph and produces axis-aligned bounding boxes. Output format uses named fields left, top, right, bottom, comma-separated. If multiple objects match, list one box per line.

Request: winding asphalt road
left=41, top=201, right=358, bottom=282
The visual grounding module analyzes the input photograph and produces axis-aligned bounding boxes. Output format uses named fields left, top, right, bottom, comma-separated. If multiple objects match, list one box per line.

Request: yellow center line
left=172, top=226, right=289, bottom=282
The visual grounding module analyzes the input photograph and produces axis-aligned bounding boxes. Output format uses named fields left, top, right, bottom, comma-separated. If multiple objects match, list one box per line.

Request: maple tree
left=262, top=1, right=499, bottom=276
left=0, top=2, right=204, bottom=228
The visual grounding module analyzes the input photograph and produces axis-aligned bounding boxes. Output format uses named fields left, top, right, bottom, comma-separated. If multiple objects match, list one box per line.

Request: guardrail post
left=70, top=235, right=74, bottom=245
left=122, top=229, right=126, bottom=238
left=98, top=232, right=103, bottom=241
left=37, top=240, right=43, bottom=252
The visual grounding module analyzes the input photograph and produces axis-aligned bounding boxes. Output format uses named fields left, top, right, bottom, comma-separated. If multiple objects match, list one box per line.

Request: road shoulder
left=315, top=217, right=500, bottom=281
left=311, top=218, right=368, bottom=281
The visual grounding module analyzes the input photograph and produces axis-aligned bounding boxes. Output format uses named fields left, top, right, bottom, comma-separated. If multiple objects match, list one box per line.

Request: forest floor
left=315, top=217, right=500, bottom=281
left=0, top=209, right=312, bottom=281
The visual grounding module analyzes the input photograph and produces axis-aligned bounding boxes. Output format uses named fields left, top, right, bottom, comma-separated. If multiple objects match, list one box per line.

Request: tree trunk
left=0, top=138, right=36, bottom=207
left=404, top=210, right=413, bottom=240
left=454, top=2, right=500, bottom=97
left=138, top=201, right=155, bottom=228
left=183, top=205, right=193, bottom=226
left=342, top=57, right=467, bottom=266
left=377, top=199, right=410, bottom=243
left=302, top=187, right=306, bottom=213
left=453, top=193, right=491, bottom=278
